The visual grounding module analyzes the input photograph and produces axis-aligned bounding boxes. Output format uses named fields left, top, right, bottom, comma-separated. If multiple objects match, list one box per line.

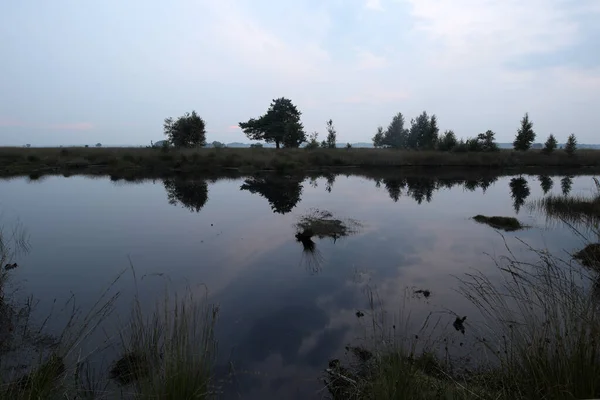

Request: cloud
left=405, top=0, right=599, bottom=68
left=356, top=50, right=388, bottom=70
left=365, top=0, right=383, bottom=11
left=227, top=125, right=240, bottom=131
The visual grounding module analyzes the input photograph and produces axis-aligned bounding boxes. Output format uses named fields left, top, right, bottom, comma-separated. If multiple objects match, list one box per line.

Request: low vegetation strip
left=2, top=147, right=600, bottom=177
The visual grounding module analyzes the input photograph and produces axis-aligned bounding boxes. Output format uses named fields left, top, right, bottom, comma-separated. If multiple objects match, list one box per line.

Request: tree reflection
left=163, top=179, right=208, bottom=212
left=509, top=177, right=530, bottom=213
left=561, top=176, right=574, bottom=196
left=538, top=175, right=553, bottom=195
left=240, top=176, right=303, bottom=214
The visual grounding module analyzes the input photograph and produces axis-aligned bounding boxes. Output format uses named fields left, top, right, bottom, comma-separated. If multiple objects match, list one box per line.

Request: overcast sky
left=1, top=0, right=599, bottom=146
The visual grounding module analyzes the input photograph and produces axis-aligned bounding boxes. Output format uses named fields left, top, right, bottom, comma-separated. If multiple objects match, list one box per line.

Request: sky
left=1, top=0, right=600, bottom=146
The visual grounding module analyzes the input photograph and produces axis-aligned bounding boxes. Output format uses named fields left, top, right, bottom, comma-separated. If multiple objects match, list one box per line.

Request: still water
left=0, top=171, right=597, bottom=399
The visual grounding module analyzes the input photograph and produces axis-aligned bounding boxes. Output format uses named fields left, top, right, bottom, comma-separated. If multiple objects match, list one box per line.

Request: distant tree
left=561, top=176, right=573, bottom=196
left=372, top=126, right=385, bottom=148
left=422, top=114, right=439, bottom=150
left=437, top=130, right=458, bottom=151
left=513, top=113, right=536, bottom=151
left=163, top=179, right=208, bottom=212
left=466, top=137, right=482, bottom=152
left=408, top=111, right=433, bottom=149
left=565, top=133, right=577, bottom=156
left=163, top=111, right=206, bottom=148
left=510, top=177, right=530, bottom=213
left=477, top=130, right=499, bottom=152
left=383, top=112, right=409, bottom=149
left=85, top=145, right=89, bottom=148
left=320, top=140, right=328, bottom=148
left=212, top=141, right=226, bottom=148
left=325, top=119, right=337, bottom=149
left=346, top=143, right=352, bottom=149
left=542, top=134, right=558, bottom=154
left=239, top=97, right=305, bottom=149
left=305, top=132, right=320, bottom=150
left=250, top=143, right=263, bottom=149
left=95, top=143, right=102, bottom=147
left=25, top=144, right=31, bottom=148
left=240, top=176, right=303, bottom=214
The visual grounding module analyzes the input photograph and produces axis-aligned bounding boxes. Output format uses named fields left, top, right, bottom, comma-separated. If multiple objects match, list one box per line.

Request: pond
left=0, top=169, right=598, bottom=399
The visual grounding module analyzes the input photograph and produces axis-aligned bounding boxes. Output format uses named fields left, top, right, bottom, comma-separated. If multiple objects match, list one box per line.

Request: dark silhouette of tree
left=325, top=119, right=337, bottom=149
left=239, top=98, right=306, bottom=149
left=372, top=126, right=385, bottom=148
left=383, top=112, right=409, bottom=149
left=240, top=176, right=303, bottom=214
left=408, top=111, right=430, bottom=149
left=163, top=179, right=208, bottom=212
left=542, top=134, right=557, bottom=154
left=510, top=177, right=530, bottom=213
left=437, top=130, right=458, bottom=151
left=561, top=176, right=573, bottom=196
left=565, top=134, right=577, bottom=156
left=163, top=111, right=206, bottom=148
left=513, top=113, right=536, bottom=151
left=538, top=175, right=554, bottom=194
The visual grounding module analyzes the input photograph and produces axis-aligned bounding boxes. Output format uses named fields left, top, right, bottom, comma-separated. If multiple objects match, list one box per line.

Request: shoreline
left=2, top=147, right=600, bottom=179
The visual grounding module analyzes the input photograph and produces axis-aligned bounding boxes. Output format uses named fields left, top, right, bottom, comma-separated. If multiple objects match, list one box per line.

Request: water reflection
left=240, top=176, right=303, bottom=214
left=538, top=175, right=554, bottom=195
left=163, top=178, right=208, bottom=212
left=561, top=176, right=574, bottom=196
left=509, top=177, right=530, bottom=213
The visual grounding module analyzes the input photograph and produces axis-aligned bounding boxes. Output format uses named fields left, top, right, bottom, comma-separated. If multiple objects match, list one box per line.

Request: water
left=0, top=171, right=598, bottom=399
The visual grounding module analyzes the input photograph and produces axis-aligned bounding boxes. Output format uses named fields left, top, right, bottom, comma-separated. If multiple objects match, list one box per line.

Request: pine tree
left=542, top=134, right=557, bottom=154
left=383, top=112, right=409, bottom=149
left=565, top=133, right=577, bottom=156
left=513, top=113, right=536, bottom=151
left=422, top=114, right=439, bottom=150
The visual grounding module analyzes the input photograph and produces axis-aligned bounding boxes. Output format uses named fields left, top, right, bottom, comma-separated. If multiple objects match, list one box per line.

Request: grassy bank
left=0, top=229, right=219, bottom=400
left=327, top=239, right=600, bottom=399
left=2, top=147, right=600, bottom=178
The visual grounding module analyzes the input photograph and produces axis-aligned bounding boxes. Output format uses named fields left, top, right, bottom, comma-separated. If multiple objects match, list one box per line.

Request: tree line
left=163, top=98, right=579, bottom=155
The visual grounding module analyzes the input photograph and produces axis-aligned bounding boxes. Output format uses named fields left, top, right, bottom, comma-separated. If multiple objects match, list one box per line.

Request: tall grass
left=327, top=224, right=600, bottom=398
left=112, top=270, right=219, bottom=399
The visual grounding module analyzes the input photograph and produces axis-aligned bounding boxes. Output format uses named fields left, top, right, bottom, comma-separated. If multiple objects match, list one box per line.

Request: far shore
left=2, top=147, right=600, bottom=179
